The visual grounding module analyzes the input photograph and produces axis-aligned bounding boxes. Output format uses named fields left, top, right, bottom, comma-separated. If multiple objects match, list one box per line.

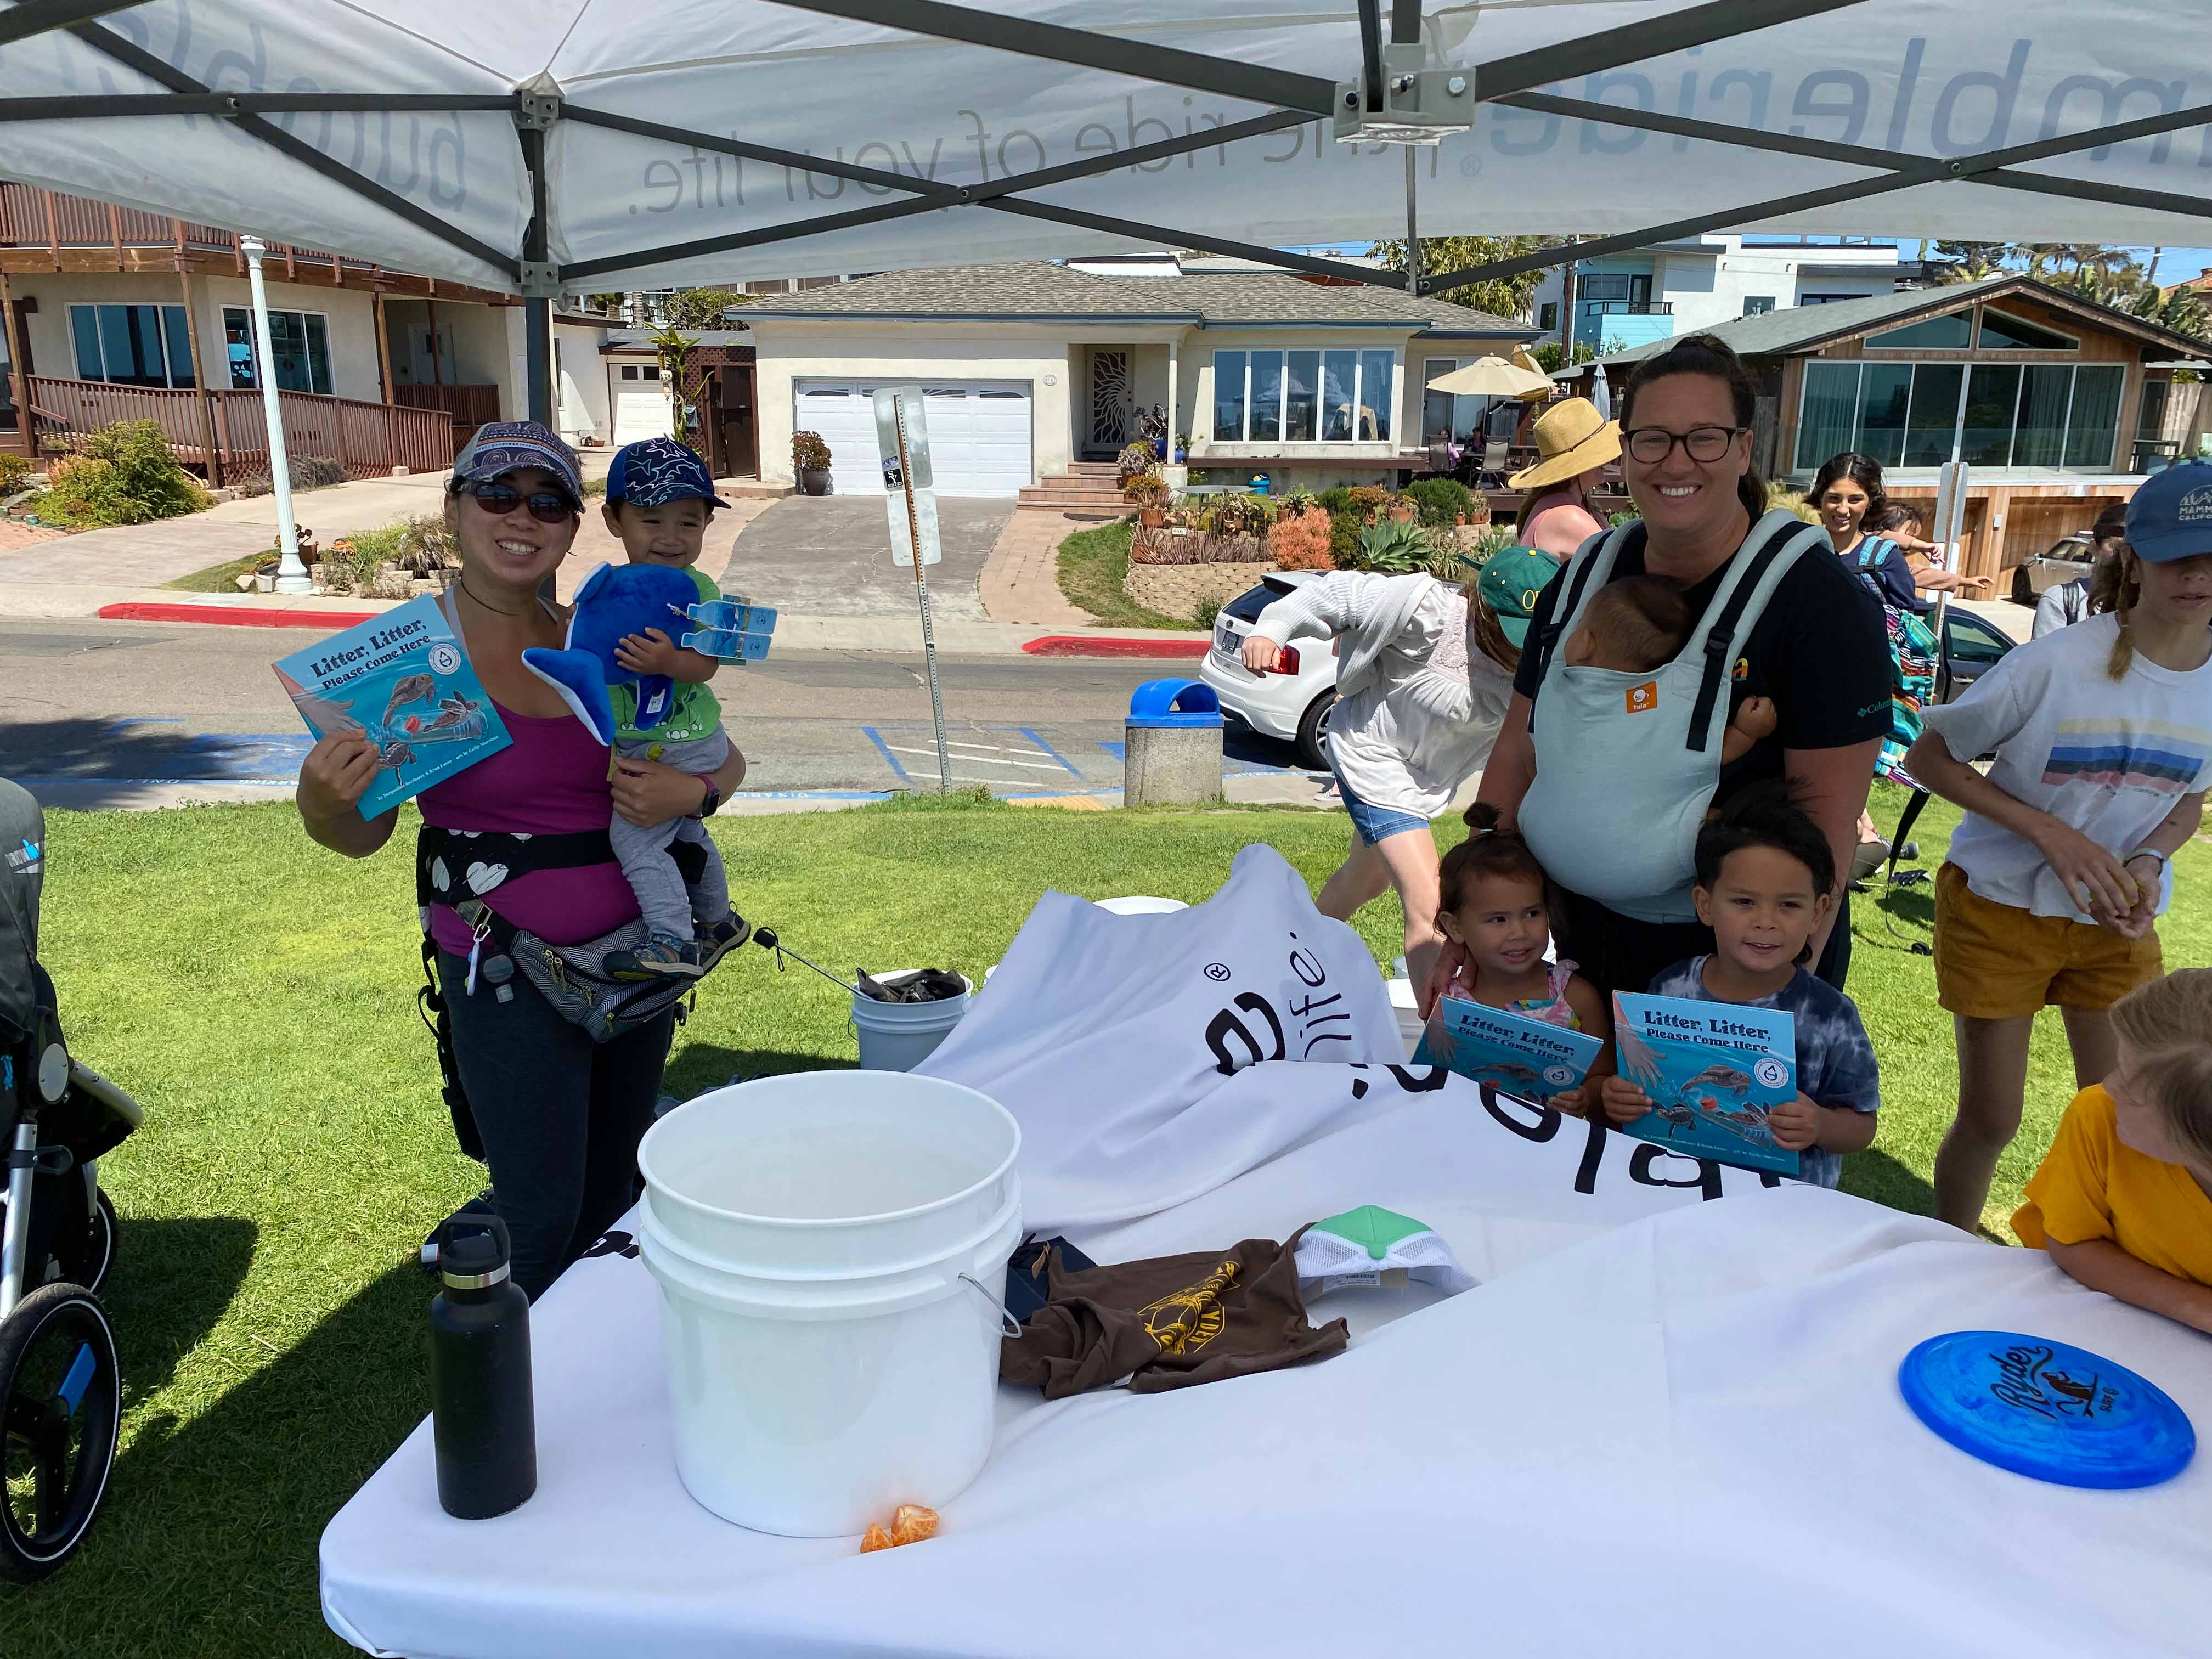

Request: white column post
left=1166, top=341, right=1179, bottom=460
left=240, top=235, right=308, bottom=595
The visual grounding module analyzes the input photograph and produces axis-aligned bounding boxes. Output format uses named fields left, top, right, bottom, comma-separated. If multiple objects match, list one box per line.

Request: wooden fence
left=389, top=383, right=502, bottom=428
left=23, top=375, right=455, bottom=482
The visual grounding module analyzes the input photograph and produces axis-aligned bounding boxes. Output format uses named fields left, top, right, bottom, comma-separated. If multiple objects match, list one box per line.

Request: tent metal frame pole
left=0, top=93, right=517, bottom=121
left=1419, top=101, right=2212, bottom=295
left=1494, top=92, right=2212, bottom=224
left=760, top=0, right=1338, bottom=113
left=54, top=20, right=521, bottom=280
left=0, top=0, right=145, bottom=49
left=519, top=123, right=555, bottom=429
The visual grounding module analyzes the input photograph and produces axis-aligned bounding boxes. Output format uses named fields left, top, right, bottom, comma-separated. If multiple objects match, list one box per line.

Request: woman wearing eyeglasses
left=1427, top=336, right=1892, bottom=1006
left=292, top=422, right=747, bottom=1299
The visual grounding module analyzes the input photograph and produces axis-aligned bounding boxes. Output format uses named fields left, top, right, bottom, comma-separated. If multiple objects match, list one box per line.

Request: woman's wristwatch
left=691, top=778, right=723, bottom=820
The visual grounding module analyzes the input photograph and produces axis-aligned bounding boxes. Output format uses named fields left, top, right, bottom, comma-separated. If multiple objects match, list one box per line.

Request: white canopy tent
left=5, top=0, right=2211, bottom=431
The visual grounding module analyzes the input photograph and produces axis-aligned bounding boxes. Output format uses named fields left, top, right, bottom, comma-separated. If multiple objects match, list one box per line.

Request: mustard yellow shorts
left=1934, top=862, right=2163, bottom=1021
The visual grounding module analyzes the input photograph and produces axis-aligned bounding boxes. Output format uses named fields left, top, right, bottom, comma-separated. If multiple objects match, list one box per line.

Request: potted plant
left=1125, top=470, right=1170, bottom=528
left=1173, top=432, right=1190, bottom=464
left=792, top=431, right=833, bottom=495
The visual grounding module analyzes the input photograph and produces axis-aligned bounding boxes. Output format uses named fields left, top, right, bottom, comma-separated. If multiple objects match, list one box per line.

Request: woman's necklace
left=456, top=573, right=528, bottom=617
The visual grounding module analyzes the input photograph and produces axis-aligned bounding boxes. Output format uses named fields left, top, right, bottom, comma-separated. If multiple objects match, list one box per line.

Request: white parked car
left=1201, top=572, right=1338, bottom=769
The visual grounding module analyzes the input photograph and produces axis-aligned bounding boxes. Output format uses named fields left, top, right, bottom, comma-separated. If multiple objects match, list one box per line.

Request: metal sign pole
left=893, top=399, right=952, bottom=795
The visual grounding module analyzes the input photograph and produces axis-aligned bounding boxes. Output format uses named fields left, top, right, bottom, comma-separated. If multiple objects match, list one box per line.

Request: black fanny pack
left=415, top=825, right=713, bottom=1159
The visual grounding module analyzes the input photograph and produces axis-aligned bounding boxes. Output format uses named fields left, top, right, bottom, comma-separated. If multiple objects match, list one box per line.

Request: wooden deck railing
left=390, top=383, right=502, bottom=427
left=24, top=375, right=456, bottom=481
left=1, top=182, right=383, bottom=278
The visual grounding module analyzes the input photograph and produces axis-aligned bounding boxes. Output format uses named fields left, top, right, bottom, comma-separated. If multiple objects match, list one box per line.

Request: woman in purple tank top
left=293, top=423, right=747, bottom=1298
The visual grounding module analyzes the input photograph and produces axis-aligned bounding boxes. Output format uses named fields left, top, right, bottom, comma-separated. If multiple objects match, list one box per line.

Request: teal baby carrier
left=1516, top=511, right=1826, bottom=924
left=1850, top=536, right=1937, bottom=787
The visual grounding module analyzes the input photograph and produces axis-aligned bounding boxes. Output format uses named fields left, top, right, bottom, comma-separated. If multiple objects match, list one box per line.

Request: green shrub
left=1326, top=508, right=1362, bottom=567
left=1355, top=518, right=1431, bottom=574
left=1405, top=476, right=1476, bottom=527
left=1315, top=485, right=1357, bottom=514
left=1194, top=597, right=1222, bottom=631
left=791, top=430, right=832, bottom=471
left=34, top=419, right=213, bottom=528
left=0, top=453, right=30, bottom=495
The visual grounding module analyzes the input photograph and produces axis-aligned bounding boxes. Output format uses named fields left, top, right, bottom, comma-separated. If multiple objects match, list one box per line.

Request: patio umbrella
left=1590, top=362, right=1613, bottom=422
left=1425, top=357, right=1553, bottom=399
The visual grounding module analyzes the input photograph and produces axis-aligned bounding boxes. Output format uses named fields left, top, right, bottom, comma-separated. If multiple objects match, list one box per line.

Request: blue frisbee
left=1899, top=1331, right=2195, bottom=1489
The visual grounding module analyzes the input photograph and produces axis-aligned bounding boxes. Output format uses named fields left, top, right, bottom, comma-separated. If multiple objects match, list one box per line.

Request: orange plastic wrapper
left=860, top=1524, right=895, bottom=1554
left=889, top=1504, right=939, bottom=1546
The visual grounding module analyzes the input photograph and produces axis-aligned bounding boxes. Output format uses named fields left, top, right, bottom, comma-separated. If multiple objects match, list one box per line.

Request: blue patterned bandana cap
left=606, top=437, right=730, bottom=510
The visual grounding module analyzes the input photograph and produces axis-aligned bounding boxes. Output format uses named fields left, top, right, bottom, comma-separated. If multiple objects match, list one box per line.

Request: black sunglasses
left=455, top=478, right=577, bottom=524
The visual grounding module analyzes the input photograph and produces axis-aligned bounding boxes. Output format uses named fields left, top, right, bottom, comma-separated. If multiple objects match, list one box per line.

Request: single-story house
left=1567, top=275, right=2212, bottom=583
left=733, top=259, right=1534, bottom=496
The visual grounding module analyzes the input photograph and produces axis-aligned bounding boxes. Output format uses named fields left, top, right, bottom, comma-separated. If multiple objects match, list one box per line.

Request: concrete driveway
left=715, top=495, right=1013, bottom=622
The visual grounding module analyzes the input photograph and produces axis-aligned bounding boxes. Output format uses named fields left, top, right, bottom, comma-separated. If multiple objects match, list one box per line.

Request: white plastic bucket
left=636, top=1070, right=1022, bottom=1537
left=851, top=969, right=972, bottom=1071
left=849, top=969, right=973, bottom=1070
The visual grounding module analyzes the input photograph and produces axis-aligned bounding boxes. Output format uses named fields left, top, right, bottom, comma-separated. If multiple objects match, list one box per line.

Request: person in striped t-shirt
left=1904, top=460, right=2212, bottom=1234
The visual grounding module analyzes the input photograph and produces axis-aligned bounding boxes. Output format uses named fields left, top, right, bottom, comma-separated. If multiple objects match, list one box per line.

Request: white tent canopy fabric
left=4, top=0, right=2211, bottom=299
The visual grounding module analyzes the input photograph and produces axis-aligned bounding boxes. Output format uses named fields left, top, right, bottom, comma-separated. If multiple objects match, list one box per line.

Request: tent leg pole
left=526, top=299, right=552, bottom=428
left=242, top=235, right=308, bottom=596
left=1403, top=148, right=1420, bottom=296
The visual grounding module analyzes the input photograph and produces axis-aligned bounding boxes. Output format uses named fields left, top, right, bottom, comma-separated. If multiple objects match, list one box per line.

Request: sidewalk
left=977, top=508, right=1100, bottom=628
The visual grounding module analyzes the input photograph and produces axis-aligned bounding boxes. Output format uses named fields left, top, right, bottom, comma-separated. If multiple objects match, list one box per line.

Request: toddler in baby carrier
left=1562, top=575, right=1777, bottom=766
left=0, top=780, right=144, bottom=1582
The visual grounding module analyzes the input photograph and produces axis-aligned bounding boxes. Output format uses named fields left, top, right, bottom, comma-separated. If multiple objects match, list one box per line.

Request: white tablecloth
left=320, top=849, right=2210, bottom=1658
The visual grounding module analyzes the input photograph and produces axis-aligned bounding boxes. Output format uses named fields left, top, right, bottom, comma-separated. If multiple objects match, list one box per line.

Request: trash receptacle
left=1124, top=678, right=1223, bottom=806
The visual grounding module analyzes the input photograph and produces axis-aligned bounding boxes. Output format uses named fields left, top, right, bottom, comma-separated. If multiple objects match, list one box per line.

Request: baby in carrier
left=1562, top=575, right=1775, bottom=765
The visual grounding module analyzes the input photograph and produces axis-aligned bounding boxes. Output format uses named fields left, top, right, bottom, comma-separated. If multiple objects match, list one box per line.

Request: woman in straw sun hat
left=1508, top=397, right=1619, bottom=559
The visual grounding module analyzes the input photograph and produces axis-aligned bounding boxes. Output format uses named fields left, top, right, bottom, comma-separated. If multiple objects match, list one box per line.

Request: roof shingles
left=736, top=261, right=1527, bottom=334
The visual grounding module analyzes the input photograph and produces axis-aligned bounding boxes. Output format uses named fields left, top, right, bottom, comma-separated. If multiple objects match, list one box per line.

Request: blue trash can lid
left=1127, top=677, right=1224, bottom=730
left=1898, top=1331, right=2195, bottom=1489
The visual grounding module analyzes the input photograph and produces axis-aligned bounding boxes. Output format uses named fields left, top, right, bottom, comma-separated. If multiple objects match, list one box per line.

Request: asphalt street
left=0, top=617, right=1322, bottom=810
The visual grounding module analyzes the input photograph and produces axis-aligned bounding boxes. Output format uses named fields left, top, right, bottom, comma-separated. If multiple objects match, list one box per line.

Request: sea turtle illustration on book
left=1683, top=1063, right=1754, bottom=1096
left=1469, top=1059, right=1545, bottom=1092
left=381, top=672, right=437, bottom=726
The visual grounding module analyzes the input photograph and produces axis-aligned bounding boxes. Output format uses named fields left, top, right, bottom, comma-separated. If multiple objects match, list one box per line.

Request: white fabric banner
left=7, top=2, right=2212, bottom=289
left=320, top=846, right=2211, bottom=1659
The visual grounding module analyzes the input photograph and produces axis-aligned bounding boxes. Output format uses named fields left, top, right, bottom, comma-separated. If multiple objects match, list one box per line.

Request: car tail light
left=1265, top=646, right=1300, bottom=675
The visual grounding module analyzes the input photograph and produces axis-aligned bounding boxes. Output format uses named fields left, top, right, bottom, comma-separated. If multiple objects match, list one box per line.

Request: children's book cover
left=1611, top=991, right=1801, bottom=1176
left=273, top=594, right=509, bottom=817
left=1417, top=995, right=1605, bottom=1101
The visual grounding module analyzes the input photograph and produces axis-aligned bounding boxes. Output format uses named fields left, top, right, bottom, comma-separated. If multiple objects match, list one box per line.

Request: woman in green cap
left=1239, top=548, right=1558, bottom=991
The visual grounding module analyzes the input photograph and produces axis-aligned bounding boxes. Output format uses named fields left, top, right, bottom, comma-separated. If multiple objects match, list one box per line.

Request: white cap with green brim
left=1295, top=1204, right=1476, bottom=1297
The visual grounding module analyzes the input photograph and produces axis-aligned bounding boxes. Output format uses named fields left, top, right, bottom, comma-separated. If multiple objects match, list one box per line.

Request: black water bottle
left=429, top=1214, right=537, bottom=1519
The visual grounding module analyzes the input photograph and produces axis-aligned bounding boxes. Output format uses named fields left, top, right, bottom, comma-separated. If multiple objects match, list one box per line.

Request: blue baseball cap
left=450, top=420, right=584, bottom=508
left=607, top=437, right=730, bottom=510
left=2124, top=459, right=2212, bottom=563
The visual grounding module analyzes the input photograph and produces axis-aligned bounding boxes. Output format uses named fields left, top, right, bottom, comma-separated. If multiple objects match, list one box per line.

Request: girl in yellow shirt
left=2015, top=969, right=2212, bottom=1334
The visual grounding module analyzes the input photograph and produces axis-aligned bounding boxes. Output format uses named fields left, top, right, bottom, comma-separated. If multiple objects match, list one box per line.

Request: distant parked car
left=1201, top=572, right=1337, bottom=768
left=2010, top=531, right=2096, bottom=606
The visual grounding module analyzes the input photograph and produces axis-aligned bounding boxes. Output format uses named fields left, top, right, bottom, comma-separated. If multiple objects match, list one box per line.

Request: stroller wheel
left=0, top=1282, right=121, bottom=1583
left=78, top=1189, right=117, bottom=1296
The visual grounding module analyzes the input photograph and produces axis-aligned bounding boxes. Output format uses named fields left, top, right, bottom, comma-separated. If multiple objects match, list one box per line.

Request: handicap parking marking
left=1096, top=740, right=1306, bottom=779
left=0, top=718, right=317, bottom=786
left=861, top=723, right=1091, bottom=791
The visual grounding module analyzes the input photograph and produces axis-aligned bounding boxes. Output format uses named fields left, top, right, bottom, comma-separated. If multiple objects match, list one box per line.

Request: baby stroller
left=0, top=778, right=140, bottom=1582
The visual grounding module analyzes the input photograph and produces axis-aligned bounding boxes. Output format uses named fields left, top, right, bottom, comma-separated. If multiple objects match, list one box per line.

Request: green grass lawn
left=4, top=785, right=2205, bottom=1655
left=1053, top=518, right=1207, bottom=630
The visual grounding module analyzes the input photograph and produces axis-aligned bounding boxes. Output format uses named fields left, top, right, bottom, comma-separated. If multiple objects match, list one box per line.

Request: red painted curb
left=97, top=602, right=380, bottom=629
left=1022, top=635, right=1210, bottom=658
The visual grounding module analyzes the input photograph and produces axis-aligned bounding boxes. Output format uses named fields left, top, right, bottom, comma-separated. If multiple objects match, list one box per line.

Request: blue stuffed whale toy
left=521, top=562, right=776, bottom=746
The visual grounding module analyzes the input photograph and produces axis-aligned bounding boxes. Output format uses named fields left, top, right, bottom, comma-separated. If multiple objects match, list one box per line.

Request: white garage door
left=611, top=387, right=674, bottom=446
left=792, top=381, right=1032, bottom=496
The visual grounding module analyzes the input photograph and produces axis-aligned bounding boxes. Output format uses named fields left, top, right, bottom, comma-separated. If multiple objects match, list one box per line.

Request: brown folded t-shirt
left=1001, top=1227, right=1348, bottom=1399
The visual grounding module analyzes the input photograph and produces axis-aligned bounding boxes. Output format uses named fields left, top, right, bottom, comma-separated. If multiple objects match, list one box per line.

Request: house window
left=1977, top=307, right=2078, bottom=352
left=1865, top=311, right=1974, bottom=349
left=221, top=306, right=332, bottom=394
left=69, top=303, right=195, bottom=388
left=1742, top=296, right=1776, bottom=317
left=1211, top=349, right=1392, bottom=443
left=1796, top=359, right=2125, bottom=472
left=643, top=365, right=662, bottom=381
left=1579, top=274, right=1629, bottom=302
left=619, top=365, right=640, bottom=380
left=1799, top=293, right=1861, bottom=304
left=1538, top=302, right=1558, bottom=331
